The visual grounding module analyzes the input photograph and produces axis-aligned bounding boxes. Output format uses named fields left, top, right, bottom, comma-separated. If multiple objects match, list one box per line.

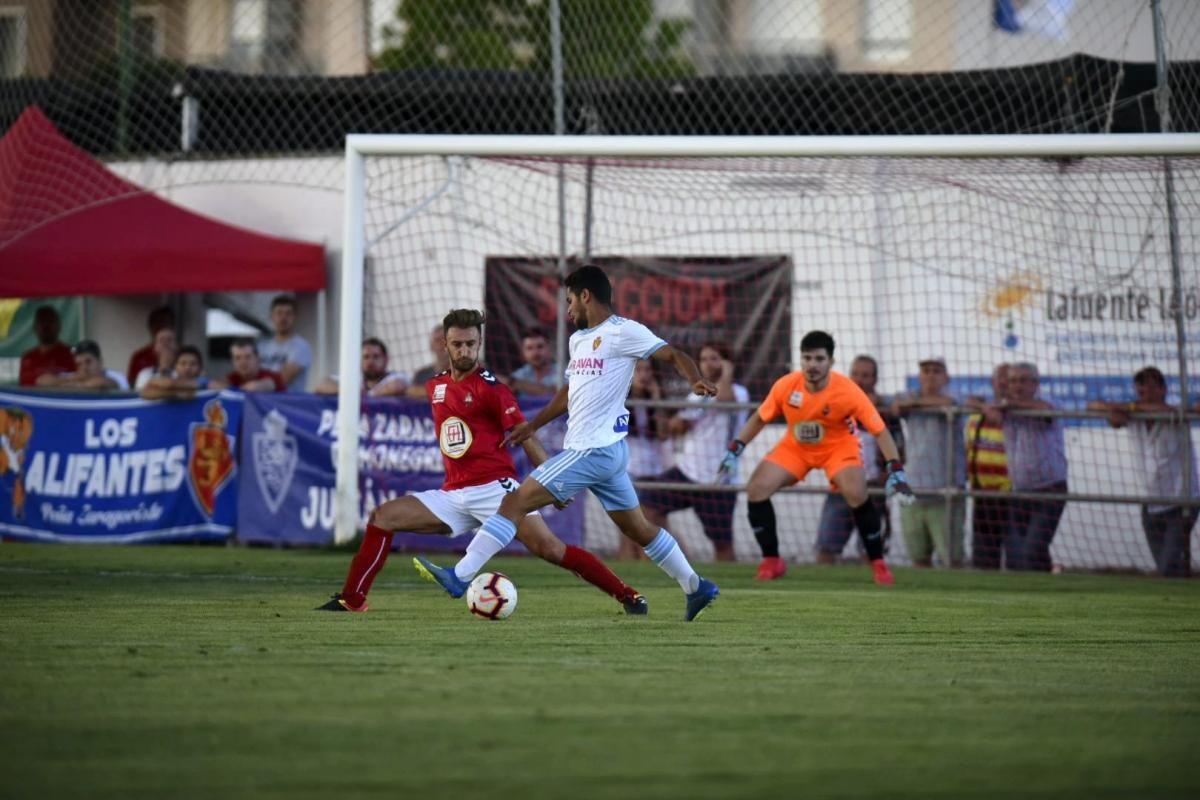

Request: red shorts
left=764, top=439, right=863, bottom=492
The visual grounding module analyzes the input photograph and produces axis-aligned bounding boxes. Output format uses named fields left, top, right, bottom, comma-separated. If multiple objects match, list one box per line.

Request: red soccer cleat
left=871, top=559, right=894, bottom=586
left=754, top=556, right=787, bottom=582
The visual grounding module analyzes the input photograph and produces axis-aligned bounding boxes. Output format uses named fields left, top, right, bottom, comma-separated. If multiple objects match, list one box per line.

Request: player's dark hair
left=270, top=294, right=297, bottom=311
left=564, top=264, right=613, bottom=306
left=230, top=337, right=258, bottom=355
left=442, top=308, right=485, bottom=336
left=176, top=345, right=204, bottom=366
left=1134, top=366, right=1165, bottom=386
left=362, top=337, right=388, bottom=357
left=800, top=330, right=835, bottom=356
left=522, top=327, right=548, bottom=342
left=853, top=354, right=878, bottom=377
left=699, top=341, right=731, bottom=361
left=147, top=305, right=175, bottom=334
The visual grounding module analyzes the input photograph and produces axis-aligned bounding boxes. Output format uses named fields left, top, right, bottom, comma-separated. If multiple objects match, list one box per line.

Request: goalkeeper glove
left=717, top=439, right=746, bottom=479
left=885, top=460, right=916, bottom=505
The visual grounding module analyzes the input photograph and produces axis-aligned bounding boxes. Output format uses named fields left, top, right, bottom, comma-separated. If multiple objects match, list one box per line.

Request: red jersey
left=226, top=368, right=286, bottom=392
left=427, top=366, right=526, bottom=491
left=19, top=343, right=76, bottom=386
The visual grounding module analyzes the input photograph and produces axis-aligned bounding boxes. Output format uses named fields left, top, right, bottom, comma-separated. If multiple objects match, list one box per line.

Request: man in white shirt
left=258, top=294, right=312, bottom=392
left=1089, top=366, right=1197, bottom=577
left=640, top=342, right=749, bottom=562
left=414, top=265, right=722, bottom=621
left=314, top=337, right=409, bottom=397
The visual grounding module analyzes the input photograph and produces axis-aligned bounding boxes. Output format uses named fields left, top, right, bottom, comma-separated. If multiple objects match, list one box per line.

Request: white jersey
left=673, top=383, right=750, bottom=484
left=563, top=315, right=666, bottom=450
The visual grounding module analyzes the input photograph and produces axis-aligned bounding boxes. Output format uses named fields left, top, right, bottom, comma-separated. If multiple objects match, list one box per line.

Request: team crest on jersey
left=439, top=416, right=473, bottom=459
left=821, top=405, right=831, bottom=416
left=432, top=384, right=447, bottom=403
left=464, top=392, right=473, bottom=405
left=592, top=336, right=602, bottom=351
left=788, top=391, right=803, bottom=407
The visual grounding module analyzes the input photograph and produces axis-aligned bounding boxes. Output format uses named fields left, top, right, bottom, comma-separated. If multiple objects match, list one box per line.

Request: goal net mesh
left=362, top=150, right=1200, bottom=571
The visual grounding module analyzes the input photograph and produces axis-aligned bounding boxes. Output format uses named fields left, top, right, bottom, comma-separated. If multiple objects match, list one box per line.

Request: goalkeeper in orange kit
left=719, top=330, right=914, bottom=585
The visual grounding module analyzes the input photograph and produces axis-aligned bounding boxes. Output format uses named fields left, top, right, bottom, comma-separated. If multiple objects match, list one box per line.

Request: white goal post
left=336, top=133, right=1200, bottom=547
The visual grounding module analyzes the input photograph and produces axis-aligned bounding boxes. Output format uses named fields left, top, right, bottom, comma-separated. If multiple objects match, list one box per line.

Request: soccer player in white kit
left=416, top=265, right=722, bottom=621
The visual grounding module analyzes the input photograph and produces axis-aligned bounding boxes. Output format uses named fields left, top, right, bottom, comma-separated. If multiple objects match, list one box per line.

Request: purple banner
left=236, top=393, right=582, bottom=550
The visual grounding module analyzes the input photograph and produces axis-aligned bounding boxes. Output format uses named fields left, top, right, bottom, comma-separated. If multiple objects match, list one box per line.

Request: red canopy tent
left=0, top=107, right=325, bottom=298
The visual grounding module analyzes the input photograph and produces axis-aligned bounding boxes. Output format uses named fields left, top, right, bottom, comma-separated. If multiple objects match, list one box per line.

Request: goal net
left=341, top=135, right=1200, bottom=574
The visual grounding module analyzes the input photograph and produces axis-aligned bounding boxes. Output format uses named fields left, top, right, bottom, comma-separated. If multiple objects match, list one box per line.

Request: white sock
left=454, top=530, right=506, bottom=581
left=643, top=529, right=700, bottom=594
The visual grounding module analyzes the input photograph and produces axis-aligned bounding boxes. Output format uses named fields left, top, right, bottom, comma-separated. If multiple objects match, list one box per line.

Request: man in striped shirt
left=964, top=364, right=1016, bottom=569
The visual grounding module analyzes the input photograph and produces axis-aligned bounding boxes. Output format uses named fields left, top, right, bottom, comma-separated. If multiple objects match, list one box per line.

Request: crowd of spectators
left=12, top=301, right=1197, bottom=576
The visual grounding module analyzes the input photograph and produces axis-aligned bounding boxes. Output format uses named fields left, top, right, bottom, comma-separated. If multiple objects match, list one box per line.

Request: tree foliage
left=374, top=0, right=693, bottom=80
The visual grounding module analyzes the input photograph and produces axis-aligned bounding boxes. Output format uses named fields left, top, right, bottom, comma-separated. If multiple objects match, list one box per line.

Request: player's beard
left=451, top=355, right=477, bottom=373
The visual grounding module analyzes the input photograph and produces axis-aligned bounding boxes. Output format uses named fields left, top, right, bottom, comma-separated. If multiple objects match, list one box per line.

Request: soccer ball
left=465, top=572, right=518, bottom=620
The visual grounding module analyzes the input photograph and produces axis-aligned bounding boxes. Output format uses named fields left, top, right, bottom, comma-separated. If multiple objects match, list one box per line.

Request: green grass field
left=1, top=542, right=1198, bottom=800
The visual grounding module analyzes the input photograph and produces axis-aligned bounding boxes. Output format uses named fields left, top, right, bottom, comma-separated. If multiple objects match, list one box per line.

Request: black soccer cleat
left=622, top=593, right=648, bottom=616
left=314, top=593, right=367, bottom=613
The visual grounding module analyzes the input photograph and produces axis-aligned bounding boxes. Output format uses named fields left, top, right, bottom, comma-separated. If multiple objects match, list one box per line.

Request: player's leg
left=514, top=514, right=646, bottom=612
left=442, top=471, right=560, bottom=588
left=815, top=492, right=854, bottom=565
left=745, top=456, right=802, bottom=580
left=638, top=470, right=696, bottom=559
left=317, top=495, right=451, bottom=612
left=830, top=462, right=894, bottom=585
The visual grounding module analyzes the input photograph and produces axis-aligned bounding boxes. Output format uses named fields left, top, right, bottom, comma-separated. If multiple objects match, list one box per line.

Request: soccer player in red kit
left=317, top=308, right=646, bottom=614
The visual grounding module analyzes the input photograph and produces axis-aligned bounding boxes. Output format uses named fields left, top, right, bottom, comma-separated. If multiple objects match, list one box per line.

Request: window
left=0, top=8, right=27, bottom=78
left=230, top=0, right=303, bottom=73
left=747, top=0, right=824, bottom=55
left=862, top=0, right=913, bottom=62
left=132, top=5, right=166, bottom=58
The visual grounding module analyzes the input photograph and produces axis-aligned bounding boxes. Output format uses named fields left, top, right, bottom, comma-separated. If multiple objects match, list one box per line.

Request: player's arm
left=874, top=427, right=916, bottom=505
left=651, top=344, right=716, bottom=397
left=520, top=435, right=552, bottom=469
left=503, top=385, right=569, bottom=447
left=716, top=411, right=770, bottom=479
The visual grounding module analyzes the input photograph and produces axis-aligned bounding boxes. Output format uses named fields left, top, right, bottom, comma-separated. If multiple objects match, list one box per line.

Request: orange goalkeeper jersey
left=757, top=371, right=885, bottom=452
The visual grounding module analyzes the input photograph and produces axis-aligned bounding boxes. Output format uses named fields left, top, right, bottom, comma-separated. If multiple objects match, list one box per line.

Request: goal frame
left=335, top=132, right=1200, bottom=545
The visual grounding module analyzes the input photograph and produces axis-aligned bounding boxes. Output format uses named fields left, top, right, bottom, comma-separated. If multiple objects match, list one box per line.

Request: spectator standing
left=888, top=357, right=965, bottom=567
left=963, top=364, right=1015, bottom=569
left=617, top=359, right=668, bottom=559
left=126, top=305, right=175, bottom=387
left=1088, top=366, right=1197, bottom=577
left=133, top=327, right=178, bottom=390
left=37, top=340, right=128, bottom=392
left=815, top=355, right=900, bottom=563
left=1001, top=362, right=1068, bottom=572
left=258, top=294, right=312, bottom=392
left=641, top=342, right=750, bottom=562
left=18, top=306, right=75, bottom=386
left=225, top=339, right=285, bottom=393
left=314, top=337, right=409, bottom=397
left=508, top=328, right=560, bottom=396
left=406, top=325, right=451, bottom=399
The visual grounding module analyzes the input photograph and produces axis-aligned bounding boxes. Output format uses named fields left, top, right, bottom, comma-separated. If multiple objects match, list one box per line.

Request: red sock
left=560, top=544, right=635, bottom=602
left=340, top=524, right=394, bottom=608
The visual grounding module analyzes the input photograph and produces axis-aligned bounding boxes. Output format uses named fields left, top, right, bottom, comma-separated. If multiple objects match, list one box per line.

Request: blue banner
left=0, top=390, right=242, bottom=543
left=236, top=394, right=582, bottom=549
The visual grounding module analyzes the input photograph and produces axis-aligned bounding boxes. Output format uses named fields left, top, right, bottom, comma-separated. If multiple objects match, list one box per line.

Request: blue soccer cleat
left=413, top=556, right=469, bottom=599
left=684, top=577, right=720, bottom=622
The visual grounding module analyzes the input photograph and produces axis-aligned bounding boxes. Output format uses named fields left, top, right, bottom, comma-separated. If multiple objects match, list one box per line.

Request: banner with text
left=0, top=390, right=242, bottom=543
left=484, top=255, right=793, bottom=398
left=236, top=393, right=582, bottom=549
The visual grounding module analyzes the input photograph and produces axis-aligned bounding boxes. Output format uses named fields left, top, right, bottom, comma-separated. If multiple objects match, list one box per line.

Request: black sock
left=852, top=500, right=884, bottom=561
left=748, top=499, right=779, bottom=558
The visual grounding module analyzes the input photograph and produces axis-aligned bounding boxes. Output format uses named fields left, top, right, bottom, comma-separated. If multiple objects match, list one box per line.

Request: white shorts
left=411, top=477, right=536, bottom=536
